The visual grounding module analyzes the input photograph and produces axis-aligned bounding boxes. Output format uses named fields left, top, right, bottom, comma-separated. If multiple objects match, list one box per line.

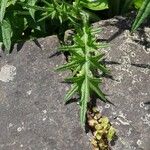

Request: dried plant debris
left=87, top=107, right=116, bottom=150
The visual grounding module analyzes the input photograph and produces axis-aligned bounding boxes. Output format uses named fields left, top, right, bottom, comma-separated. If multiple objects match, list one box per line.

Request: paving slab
left=0, top=36, right=90, bottom=150
left=93, top=17, right=150, bottom=150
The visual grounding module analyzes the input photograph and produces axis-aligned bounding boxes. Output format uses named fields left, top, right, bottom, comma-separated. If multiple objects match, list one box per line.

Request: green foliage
left=0, top=0, right=147, bottom=126
left=0, top=0, right=111, bottom=124
left=132, top=0, right=150, bottom=31
left=0, top=0, right=148, bottom=126
left=57, top=9, right=110, bottom=124
left=0, top=0, right=148, bottom=53
left=0, top=0, right=47, bottom=53
left=108, top=0, right=134, bottom=16
left=0, top=0, right=8, bottom=23
left=28, top=0, right=37, bottom=19
left=80, top=0, right=108, bottom=10
left=88, top=107, right=116, bottom=149
left=1, top=19, right=12, bottom=52
left=134, top=0, right=144, bottom=9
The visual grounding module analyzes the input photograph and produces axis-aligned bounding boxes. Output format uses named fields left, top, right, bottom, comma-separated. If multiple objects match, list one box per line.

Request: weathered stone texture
left=0, top=17, right=150, bottom=150
left=93, top=17, right=150, bottom=150
left=0, top=36, right=90, bottom=150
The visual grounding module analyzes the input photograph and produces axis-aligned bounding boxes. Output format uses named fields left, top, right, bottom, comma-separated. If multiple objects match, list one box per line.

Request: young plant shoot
left=57, top=12, right=110, bottom=125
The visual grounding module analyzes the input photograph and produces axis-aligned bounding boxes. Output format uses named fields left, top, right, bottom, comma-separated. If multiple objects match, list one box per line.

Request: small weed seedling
left=88, top=107, right=116, bottom=150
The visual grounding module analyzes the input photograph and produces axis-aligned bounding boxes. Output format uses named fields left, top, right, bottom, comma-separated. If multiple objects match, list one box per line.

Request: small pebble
left=17, top=127, right=22, bottom=132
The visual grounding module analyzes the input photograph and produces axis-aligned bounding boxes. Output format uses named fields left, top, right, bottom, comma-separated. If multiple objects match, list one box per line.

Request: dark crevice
left=131, top=63, right=150, bottom=69
left=144, top=101, right=150, bottom=105
left=48, top=51, right=62, bottom=59
left=33, top=39, right=42, bottom=50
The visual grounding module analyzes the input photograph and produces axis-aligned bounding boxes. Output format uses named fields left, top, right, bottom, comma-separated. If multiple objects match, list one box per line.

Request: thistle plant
left=57, top=11, right=110, bottom=124
left=1, top=0, right=116, bottom=148
left=0, top=0, right=112, bottom=126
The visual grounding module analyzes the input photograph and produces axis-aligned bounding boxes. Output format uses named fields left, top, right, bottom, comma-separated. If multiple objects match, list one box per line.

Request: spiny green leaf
left=74, top=39, right=85, bottom=48
left=91, top=27, right=102, bottom=35
left=92, top=53, right=105, bottom=62
left=28, top=0, right=37, bottom=19
left=96, top=42, right=109, bottom=48
left=89, top=77, right=102, bottom=84
left=89, top=58, right=110, bottom=74
left=89, top=81, right=106, bottom=102
left=65, top=84, right=78, bottom=102
left=70, top=51, right=85, bottom=60
left=72, top=65, right=82, bottom=76
left=59, top=16, right=63, bottom=24
left=42, top=0, right=52, bottom=7
left=65, top=76, right=84, bottom=83
left=59, top=45, right=81, bottom=52
left=38, top=13, right=51, bottom=22
left=55, top=61, right=79, bottom=71
left=80, top=77, right=90, bottom=124
left=51, top=10, right=56, bottom=19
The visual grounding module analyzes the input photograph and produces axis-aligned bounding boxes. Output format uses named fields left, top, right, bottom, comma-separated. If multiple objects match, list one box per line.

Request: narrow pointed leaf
left=91, top=27, right=102, bottom=35
left=59, top=45, right=80, bottom=52
left=65, top=76, right=84, bottom=83
left=65, top=84, right=78, bottom=102
left=132, top=0, right=150, bottom=31
left=70, top=51, right=84, bottom=60
left=55, top=61, right=78, bottom=71
left=28, top=0, right=37, bottom=19
left=89, top=77, right=102, bottom=84
left=38, top=13, right=51, bottom=22
left=80, top=78, right=90, bottom=124
left=72, top=65, right=82, bottom=76
left=43, top=0, right=52, bottom=7
left=1, top=19, right=12, bottom=53
left=89, top=81, right=106, bottom=102
left=96, top=43, right=109, bottom=48
left=90, top=58, right=110, bottom=74
left=0, top=0, right=8, bottom=22
left=92, top=53, right=105, bottom=61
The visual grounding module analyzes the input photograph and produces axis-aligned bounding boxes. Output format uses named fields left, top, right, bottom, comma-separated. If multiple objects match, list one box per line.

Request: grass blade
left=132, top=0, right=150, bottom=31
left=0, top=0, right=8, bottom=22
left=1, top=19, right=12, bottom=53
